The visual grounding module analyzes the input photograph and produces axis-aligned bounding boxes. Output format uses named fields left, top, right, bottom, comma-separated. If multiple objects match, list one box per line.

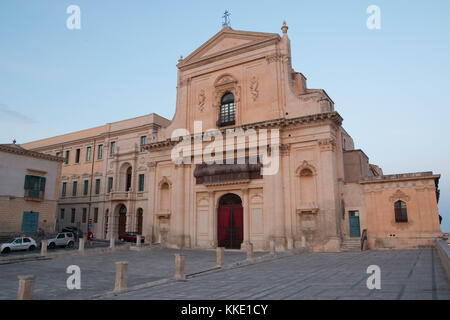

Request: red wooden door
left=218, top=206, right=243, bottom=249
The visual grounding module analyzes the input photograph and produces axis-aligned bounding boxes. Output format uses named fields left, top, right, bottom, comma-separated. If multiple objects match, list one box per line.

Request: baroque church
left=21, top=23, right=442, bottom=252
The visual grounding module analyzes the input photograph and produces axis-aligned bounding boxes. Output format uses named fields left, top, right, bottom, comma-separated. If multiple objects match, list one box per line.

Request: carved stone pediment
left=178, top=28, right=280, bottom=69
left=389, top=190, right=410, bottom=202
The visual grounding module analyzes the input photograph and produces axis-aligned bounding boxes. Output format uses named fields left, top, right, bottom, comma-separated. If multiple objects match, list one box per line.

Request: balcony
left=24, top=190, right=44, bottom=201
left=296, top=203, right=319, bottom=215
left=110, top=191, right=129, bottom=201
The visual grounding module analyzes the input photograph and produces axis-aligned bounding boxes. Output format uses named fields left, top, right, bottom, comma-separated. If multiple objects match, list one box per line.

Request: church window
left=394, top=200, right=408, bottom=222
left=218, top=92, right=235, bottom=127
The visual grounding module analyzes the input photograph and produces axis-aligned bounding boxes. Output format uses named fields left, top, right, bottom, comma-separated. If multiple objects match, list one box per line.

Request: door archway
left=217, top=193, right=243, bottom=249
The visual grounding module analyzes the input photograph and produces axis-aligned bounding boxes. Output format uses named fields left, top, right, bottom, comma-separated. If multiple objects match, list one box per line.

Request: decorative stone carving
left=389, top=190, right=410, bottom=202
left=198, top=89, right=206, bottom=112
left=318, top=138, right=336, bottom=152
left=265, top=53, right=283, bottom=64
left=250, top=76, right=259, bottom=101
left=280, top=144, right=291, bottom=156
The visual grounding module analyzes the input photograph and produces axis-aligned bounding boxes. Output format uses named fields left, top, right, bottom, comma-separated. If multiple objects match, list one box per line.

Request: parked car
left=47, top=232, right=75, bottom=249
left=119, top=232, right=145, bottom=243
left=62, top=227, right=83, bottom=240
left=1, top=237, right=37, bottom=254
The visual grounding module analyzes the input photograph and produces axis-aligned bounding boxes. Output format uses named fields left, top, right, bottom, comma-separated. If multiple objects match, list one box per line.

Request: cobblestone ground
left=0, top=248, right=449, bottom=300
left=0, top=247, right=262, bottom=300
left=115, top=248, right=450, bottom=300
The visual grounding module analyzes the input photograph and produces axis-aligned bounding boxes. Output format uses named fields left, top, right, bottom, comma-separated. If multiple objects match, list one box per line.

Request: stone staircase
left=341, top=238, right=361, bottom=252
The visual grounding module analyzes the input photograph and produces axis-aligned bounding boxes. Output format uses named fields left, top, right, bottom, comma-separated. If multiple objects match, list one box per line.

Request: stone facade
left=20, top=23, right=442, bottom=251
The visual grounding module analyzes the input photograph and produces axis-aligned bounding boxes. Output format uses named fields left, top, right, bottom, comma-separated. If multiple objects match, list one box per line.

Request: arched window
left=218, top=92, right=235, bottom=127
left=394, top=200, right=408, bottom=222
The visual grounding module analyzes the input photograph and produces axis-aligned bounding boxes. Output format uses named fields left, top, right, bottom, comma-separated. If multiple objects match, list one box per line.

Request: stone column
left=114, top=261, right=128, bottom=293
left=17, top=275, right=35, bottom=300
left=173, top=164, right=185, bottom=248
left=174, top=254, right=186, bottom=280
left=242, top=188, right=250, bottom=245
left=209, top=191, right=217, bottom=247
left=216, top=247, right=224, bottom=267
left=273, top=149, right=286, bottom=250
left=318, top=138, right=340, bottom=250
left=40, top=240, right=47, bottom=256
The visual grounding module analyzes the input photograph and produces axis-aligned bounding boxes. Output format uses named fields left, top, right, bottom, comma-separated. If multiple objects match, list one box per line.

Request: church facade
left=21, top=23, right=442, bottom=252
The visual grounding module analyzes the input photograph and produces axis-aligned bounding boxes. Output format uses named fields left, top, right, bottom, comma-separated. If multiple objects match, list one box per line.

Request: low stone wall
left=436, top=238, right=450, bottom=281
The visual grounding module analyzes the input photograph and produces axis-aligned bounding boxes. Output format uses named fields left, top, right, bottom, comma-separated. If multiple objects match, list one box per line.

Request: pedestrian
left=87, top=230, right=94, bottom=246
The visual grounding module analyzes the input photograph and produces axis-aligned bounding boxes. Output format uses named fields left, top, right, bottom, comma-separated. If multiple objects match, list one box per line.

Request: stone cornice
left=144, top=111, right=343, bottom=150
left=360, top=172, right=440, bottom=184
left=0, top=144, right=64, bottom=162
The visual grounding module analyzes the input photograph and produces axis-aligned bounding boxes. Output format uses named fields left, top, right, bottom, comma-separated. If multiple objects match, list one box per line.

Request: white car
left=46, top=232, right=75, bottom=249
left=1, top=237, right=38, bottom=254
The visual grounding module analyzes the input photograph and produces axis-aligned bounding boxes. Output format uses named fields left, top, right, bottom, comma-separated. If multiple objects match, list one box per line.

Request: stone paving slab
left=114, top=248, right=450, bottom=300
left=0, top=247, right=263, bottom=300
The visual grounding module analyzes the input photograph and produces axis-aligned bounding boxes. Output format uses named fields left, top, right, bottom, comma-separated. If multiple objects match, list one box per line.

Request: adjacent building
left=0, top=142, right=63, bottom=234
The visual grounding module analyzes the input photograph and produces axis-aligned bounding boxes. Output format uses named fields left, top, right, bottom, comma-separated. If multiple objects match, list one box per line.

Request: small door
left=21, top=212, right=39, bottom=233
left=349, top=211, right=361, bottom=238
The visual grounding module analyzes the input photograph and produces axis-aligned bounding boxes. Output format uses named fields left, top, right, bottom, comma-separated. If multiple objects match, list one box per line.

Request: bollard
left=17, top=275, right=35, bottom=300
left=174, top=254, right=186, bottom=281
left=269, top=240, right=276, bottom=255
left=246, top=243, right=254, bottom=262
left=78, top=238, right=85, bottom=253
left=110, top=236, right=116, bottom=249
left=114, top=261, right=128, bottom=293
left=287, top=238, right=294, bottom=251
left=216, top=247, right=224, bottom=267
left=301, top=236, right=306, bottom=248
left=136, top=235, right=141, bottom=247
left=40, top=240, right=47, bottom=256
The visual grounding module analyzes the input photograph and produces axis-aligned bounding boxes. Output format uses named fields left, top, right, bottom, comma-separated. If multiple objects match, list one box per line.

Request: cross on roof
left=222, top=10, right=231, bottom=28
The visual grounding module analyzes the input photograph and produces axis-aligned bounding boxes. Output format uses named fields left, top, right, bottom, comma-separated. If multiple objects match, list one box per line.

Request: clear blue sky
left=1, top=1, right=449, bottom=232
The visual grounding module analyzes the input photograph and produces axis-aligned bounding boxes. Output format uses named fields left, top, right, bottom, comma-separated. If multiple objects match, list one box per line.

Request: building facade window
left=72, top=181, right=77, bottom=197
left=86, top=146, right=91, bottom=161
left=82, top=208, right=87, bottom=223
left=107, top=177, right=113, bottom=193
left=138, top=174, right=145, bottom=192
left=94, top=208, right=98, bottom=223
left=24, top=175, right=46, bottom=200
left=394, top=200, right=408, bottom=222
left=140, top=136, right=147, bottom=152
left=218, top=92, right=235, bottom=127
left=60, top=208, right=65, bottom=220
left=95, top=179, right=101, bottom=195
left=71, top=208, right=76, bottom=223
left=110, top=141, right=116, bottom=156
left=83, top=180, right=89, bottom=196
left=65, top=150, right=70, bottom=165
left=61, top=182, right=67, bottom=197
left=75, top=148, right=80, bottom=163
left=56, top=151, right=61, bottom=158
left=97, top=144, right=103, bottom=160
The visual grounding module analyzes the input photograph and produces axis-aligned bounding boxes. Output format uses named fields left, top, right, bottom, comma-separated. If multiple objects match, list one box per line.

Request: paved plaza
left=0, top=247, right=449, bottom=300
